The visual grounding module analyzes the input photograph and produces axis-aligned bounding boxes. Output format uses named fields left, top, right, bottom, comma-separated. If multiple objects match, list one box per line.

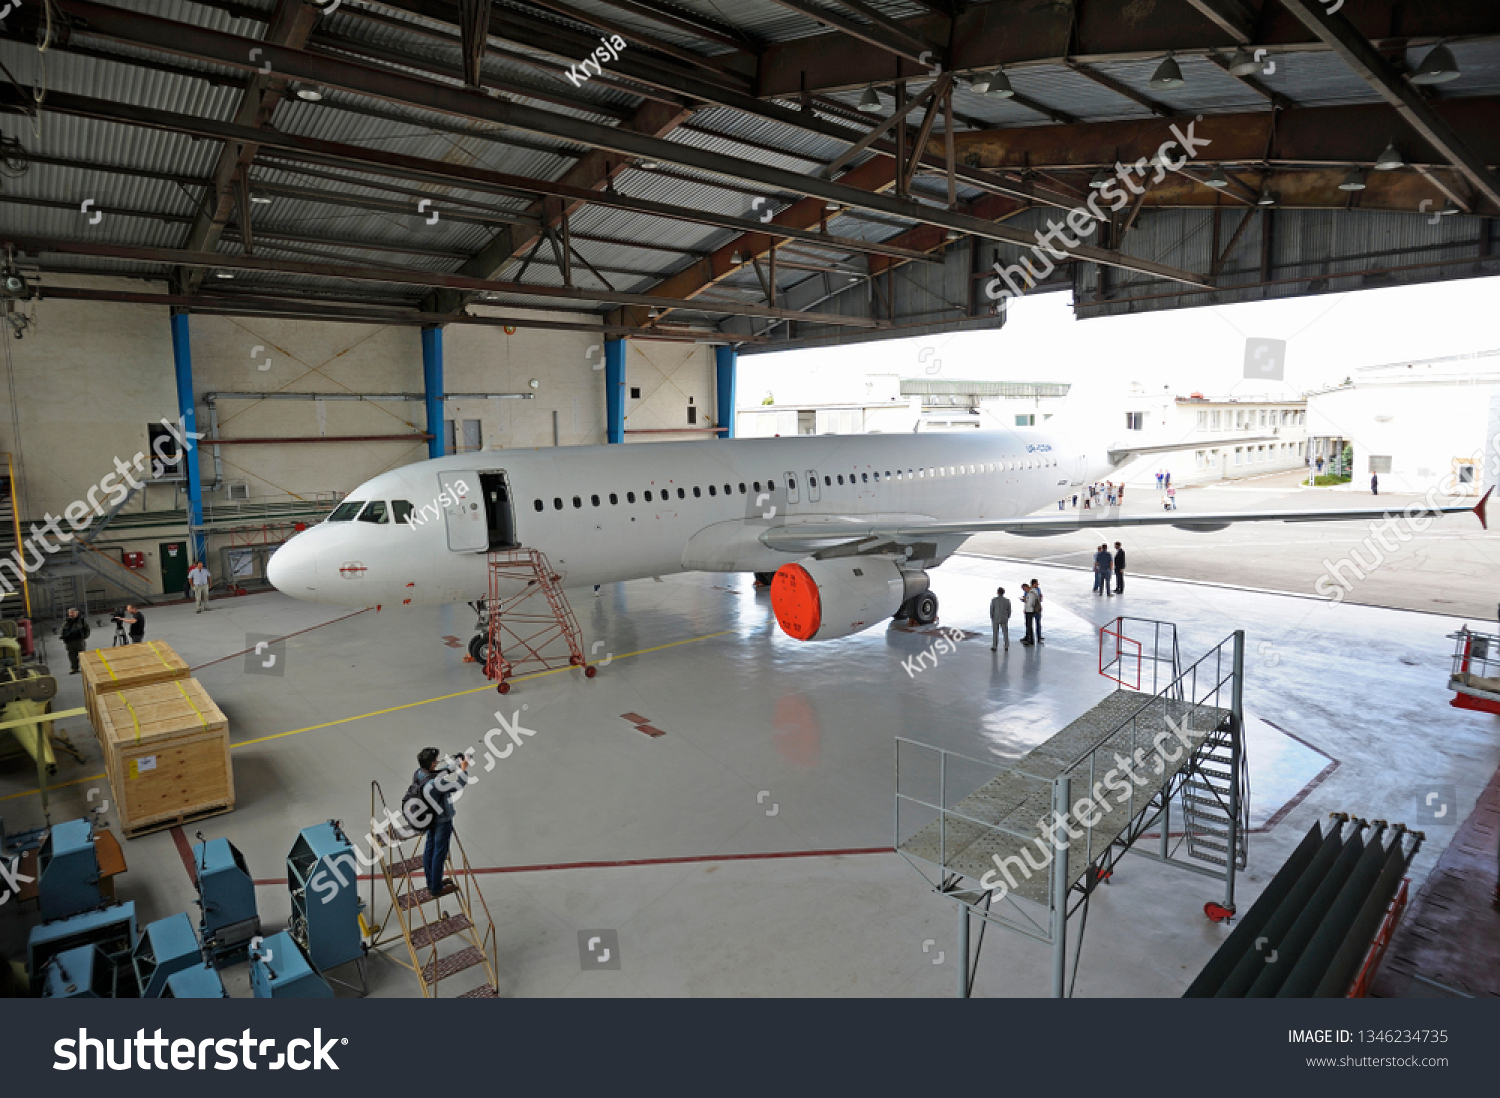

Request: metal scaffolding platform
left=896, top=618, right=1249, bottom=997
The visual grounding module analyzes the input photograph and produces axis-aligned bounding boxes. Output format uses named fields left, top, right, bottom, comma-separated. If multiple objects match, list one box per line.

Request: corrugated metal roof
left=3, top=0, right=1497, bottom=341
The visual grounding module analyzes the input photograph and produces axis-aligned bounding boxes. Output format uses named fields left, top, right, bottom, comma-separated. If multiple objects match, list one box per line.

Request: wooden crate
left=81, top=641, right=190, bottom=732
left=96, top=677, right=233, bottom=839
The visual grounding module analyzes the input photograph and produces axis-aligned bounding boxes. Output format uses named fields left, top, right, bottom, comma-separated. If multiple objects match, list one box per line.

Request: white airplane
left=265, top=427, right=1489, bottom=651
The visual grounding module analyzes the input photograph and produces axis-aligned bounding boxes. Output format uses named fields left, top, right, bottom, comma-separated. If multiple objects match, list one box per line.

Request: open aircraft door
left=441, top=471, right=488, bottom=551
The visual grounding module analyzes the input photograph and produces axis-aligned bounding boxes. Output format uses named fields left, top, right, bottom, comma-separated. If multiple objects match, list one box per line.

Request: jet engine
left=769, top=557, right=928, bottom=641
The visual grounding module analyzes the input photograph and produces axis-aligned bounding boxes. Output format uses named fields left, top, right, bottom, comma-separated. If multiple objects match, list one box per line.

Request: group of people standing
left=988, top=580, right=1044, bottom=651
left=1059, top=482, right=1124, bottom=511
left=1093, top=542, right=1126, bottom=595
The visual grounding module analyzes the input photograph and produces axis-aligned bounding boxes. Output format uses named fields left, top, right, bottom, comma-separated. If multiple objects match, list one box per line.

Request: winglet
left=1476, top=486, right=1493, bottom=531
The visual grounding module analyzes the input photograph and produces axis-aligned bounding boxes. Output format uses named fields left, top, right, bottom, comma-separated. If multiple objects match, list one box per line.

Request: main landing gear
left=895, top=590, right=939, bottom=626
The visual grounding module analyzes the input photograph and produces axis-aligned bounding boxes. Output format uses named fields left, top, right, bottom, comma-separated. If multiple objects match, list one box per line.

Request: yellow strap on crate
left=147, top=641, right=174, bottom=671
left=96, top=647, right=120, bottom=682
left=122, top=694, right=144, bottom=743
left=173, top=679, right=209, bottom=730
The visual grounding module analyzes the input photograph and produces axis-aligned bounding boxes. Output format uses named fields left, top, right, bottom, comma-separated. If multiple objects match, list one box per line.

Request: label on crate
left=127, top=755, right=158, bottom=779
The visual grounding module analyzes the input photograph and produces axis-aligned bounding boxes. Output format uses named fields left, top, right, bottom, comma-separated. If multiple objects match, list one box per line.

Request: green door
left=160, top=541, right=189, bottom=596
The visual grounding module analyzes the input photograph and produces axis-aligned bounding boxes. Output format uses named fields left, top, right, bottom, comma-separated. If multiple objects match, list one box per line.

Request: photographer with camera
left=407, top=747, right=471, bottom=899
left=112, top=604, right=145, bottom=645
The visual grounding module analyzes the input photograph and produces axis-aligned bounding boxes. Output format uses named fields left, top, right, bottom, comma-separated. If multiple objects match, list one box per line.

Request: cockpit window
left=357, top=501, right=389, bottom=524
left=328, top=501, right=365, bottom=522
left=391, top=500, right=414, bottom=525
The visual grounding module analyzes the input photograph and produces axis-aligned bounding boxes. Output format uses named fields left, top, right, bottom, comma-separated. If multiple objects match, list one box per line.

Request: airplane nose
left=267, top=539, right=318, bottom=596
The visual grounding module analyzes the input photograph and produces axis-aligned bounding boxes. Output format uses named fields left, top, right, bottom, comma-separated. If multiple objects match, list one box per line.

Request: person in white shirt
left=189, top=560, right=212, bottom=612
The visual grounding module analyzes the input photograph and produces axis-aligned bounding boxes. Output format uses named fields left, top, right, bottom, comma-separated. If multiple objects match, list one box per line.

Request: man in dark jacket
left=1113, top=542, right=1126, bottom=595
left=60, top=608, right=90, bottom=673
left=118, top=605, right=145, bottom=644
left=1093, top=545, right=1113, bottom=596
left=414, top=747, right=471, bottom=898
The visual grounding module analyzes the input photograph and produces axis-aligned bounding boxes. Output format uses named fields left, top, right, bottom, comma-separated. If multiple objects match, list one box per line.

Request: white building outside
left=1305, top=350, right=1500, bottom=495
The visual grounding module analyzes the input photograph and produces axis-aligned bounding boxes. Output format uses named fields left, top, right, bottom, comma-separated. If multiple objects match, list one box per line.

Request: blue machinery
left=286, top=820, right=366, bottom=993
left=25, top=823, right=368, bottom=997
left=250, top=932, right=333, bottom=998
left=192, top=834, right=260, bottom=962
left=133, top=913, right=202, bottom=998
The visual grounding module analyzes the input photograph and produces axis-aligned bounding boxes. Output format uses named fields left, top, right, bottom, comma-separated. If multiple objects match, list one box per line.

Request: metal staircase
left=367, top=782, right=499, bottom=998
left=478, top=548, right=596, bottom=693
left=1181, top=723, right=1250, bottom=870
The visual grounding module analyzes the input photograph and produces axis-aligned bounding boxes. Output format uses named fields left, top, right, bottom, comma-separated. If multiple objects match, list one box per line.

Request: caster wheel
left=1204, top=902, right=1236, bottom=923
left=910, top=591, right=939, bottom=626
left=497, top=681, right=511, bottom=695
left=569, top=654, right=581, bottom=666
left=584, top=665, right=598, bottom=678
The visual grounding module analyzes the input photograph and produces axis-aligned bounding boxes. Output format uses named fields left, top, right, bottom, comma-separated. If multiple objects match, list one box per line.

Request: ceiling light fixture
left=857, top=85, right=882, bottom=113
left=294, top=86, right=323, bottom=102
left=1256, top=187, right=1278, bottom=206
left=1374, top=140, right=1404, bottom=170
left=1410, top=42, right=1460, bottom=85
left=1438, top=199, right=1461, bottom=216
left=1148, top=54, right=1185, bottom=91
left=985, top=68, right=1014, bottom=99
left=1089, top=168, right=1111, bottom=189
left=249, top=194, right=272, bottom=204
left=1205, top=166, right=1230, bottom=188
left=215, top=271, right=235, bottom=279
left=1227, top=48, right=1260, bottom=77
left=1338, top=168, right=1367, bottom=191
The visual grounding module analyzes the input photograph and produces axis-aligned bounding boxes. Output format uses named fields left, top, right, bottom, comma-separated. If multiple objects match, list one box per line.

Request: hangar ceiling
left=0, top=0, right=1497, bottom=351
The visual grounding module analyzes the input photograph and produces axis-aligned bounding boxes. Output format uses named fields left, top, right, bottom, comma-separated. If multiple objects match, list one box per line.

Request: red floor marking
left=636, top=724, right=666, bottom=738
left=188, top=608, right=372, bottom=672
left=250, top=845, right=891, bottom=887
left=170, top=825, right=198, bottom=884
left=441, top=635, right=464, bottom=648
left=620, top=712, right=648, bottom=724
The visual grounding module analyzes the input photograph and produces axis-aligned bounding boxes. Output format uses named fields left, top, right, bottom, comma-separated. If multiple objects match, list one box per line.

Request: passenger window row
left=530, top=455, right=1060, bottom=513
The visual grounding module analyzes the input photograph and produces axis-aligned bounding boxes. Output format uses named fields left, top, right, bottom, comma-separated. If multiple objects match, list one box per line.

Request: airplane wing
left=759, top=488, right=1492, bottom=554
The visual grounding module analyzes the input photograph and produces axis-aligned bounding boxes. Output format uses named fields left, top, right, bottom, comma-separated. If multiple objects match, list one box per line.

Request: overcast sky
left=739, top=276, right=1500, bottom=406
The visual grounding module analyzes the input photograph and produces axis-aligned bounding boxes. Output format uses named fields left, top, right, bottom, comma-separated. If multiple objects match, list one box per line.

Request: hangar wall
left=0, top=277, right=715, bottom=604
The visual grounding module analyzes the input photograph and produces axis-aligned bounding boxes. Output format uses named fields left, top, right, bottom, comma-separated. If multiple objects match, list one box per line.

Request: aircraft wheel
left=584, top=665, right=598, bottom=679
left=467, top=634, right=489, bottom=662
left=910, top=591, right=939, bottom=625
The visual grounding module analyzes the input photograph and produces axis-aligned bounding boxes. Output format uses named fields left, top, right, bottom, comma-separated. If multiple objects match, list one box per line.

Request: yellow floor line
left=0, top=630, right=732, bottom=803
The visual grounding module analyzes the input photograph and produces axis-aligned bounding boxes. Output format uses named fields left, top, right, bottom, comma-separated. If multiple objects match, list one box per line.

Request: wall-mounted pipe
left=205, top=435, right=434, bottom=445
left=204, top=392, right=534, bottom=401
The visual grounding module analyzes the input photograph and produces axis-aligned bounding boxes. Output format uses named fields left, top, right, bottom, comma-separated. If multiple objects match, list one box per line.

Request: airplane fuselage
left=266, top=429, right=1113, bottom=608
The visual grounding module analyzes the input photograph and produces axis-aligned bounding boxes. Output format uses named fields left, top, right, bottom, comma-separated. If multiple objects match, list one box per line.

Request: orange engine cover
left=769, top=557, right=908, bottom=642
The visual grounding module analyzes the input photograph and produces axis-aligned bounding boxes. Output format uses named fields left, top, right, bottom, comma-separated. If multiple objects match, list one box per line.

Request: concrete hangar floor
left=3, top=533, right=1494, bottom=997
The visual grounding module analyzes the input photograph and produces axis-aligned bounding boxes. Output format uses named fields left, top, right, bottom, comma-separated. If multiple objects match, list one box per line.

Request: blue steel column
left=169, top=310, right=205, bottom=564
left=605, top=338, right=626, bottom=444
left=714, top=344, right=737, bottom=439
left=421, top=325, right=445, bottom=458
